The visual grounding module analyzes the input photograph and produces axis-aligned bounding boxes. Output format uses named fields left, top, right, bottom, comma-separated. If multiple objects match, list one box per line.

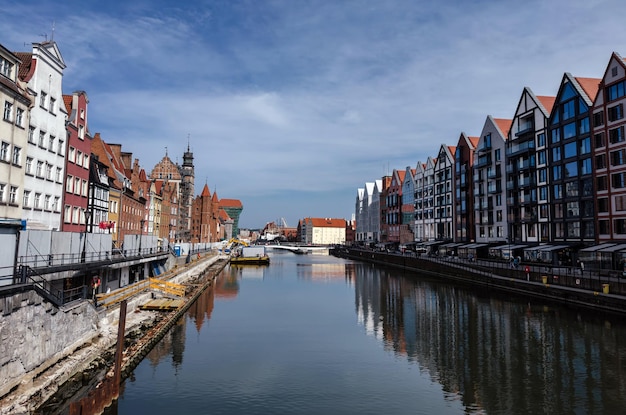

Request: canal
left=106, top=251, right=626, bottom=414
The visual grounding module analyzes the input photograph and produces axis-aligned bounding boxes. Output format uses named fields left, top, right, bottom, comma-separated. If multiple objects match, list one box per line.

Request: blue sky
left=3, top=0, right=626, bottom=229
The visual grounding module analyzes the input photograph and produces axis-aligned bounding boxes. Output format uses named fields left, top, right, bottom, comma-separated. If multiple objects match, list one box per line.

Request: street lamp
left=139, top=218, right=145, bottom=256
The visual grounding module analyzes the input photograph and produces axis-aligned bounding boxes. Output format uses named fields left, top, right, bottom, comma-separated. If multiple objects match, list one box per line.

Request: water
left=107, top=251, right=626, bottom=414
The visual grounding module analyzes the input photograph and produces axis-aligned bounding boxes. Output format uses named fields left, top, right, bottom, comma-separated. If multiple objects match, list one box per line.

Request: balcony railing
left=506, top=140, right=536, bottom=156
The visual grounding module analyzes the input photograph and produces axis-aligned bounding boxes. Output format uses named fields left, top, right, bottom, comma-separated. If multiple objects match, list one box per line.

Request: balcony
left=487, top=169, right=501, bottom=179
left=518, top=159, right=536, bottom=171
left=506, top=181, right=515, bottom=190
left=487, top=183, right=501, bottom=194
left=506, top=140, right=536, bottom=156
left=515, top=120, right=535, bottom=137
left=518, top=177, right=536, bottom=188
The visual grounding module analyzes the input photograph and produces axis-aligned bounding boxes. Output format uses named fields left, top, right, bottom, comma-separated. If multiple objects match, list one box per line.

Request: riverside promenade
left=0, top=252, right=229, bottom=415
left=331, top=247, right=626, bottom=316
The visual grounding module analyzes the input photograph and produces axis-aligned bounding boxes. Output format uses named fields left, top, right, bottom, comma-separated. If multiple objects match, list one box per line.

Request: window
left=57, top=139, right=64, bottom=155
left=563, top=122, right=576, bottom=139
left=612, top=172, right=626, bottom=188
left=45, top=163, right=52, bottom=180
left=615, top=219, right=626, bottom=234
left=74, top=177, right=80, bottom=194
left=48, top=97, right=55, bottom=113
left=554, top=184, right=563, bottom=199
left=611, top=149, right=626, bottom=166
left=610, top=127, right=625, bottom=144
left=593, top=111, right=604, bottom=127
left=36, top=161, right=43, bottom=177
left=55, top=167, right=62, bottom=183
left=553, top=165, right=562, bottom=180
left=554, top=203, right=563, bottom=219
left=12, top=146, right=20, bottom=165
left=552, top=146, right=562, bottom=162
left=579, top=137, right=591, bottom=155
left=551, top=128, right=561, bottom=143
left=616, top=195, right=626, bottom=211
left=608, top=104, right=624, bottom=122
left=538, top=150, right=546, bottom=164
left=581, top=158, right=592, bottom=175
left=579, top=117, right=589, bottom=134
left=495, top=148, right=501, bottom=162
left=82, top=179, right=88, bottom=196
left=53, top=196, right=59, bottom=211
left=599, top=220, right=609, bottom=234
left=77, top=151, right=83, bottom=166
left=79, top=124, right=84, bottom=139
left=540, top=205, right=549, bottom=219
left=80, top=109, right=85, bottom=120
left=595, top=132, right=605, bottom=148
left=73, top=207, right=80, bottom=224
left=68, top=147, right=75, bottom=163
left=539, top=186, right=548, bottom=201
left=554, top=223, right=564, bottom=238
left=28, top=126, right=35, bottom=143
left=44, top=195, right=50, bottom=210
left=567, top=222, right=580, bottom=238
left=15, top=108, right=23, bottom=127
left=597, top=175, right=608, bottom=191
left=64, top=205, right=71, bottom=223
left=564, top=142, right=577, bottom=158
left=608, top=80, right=626, bottom=101
left=0, top=183, right=4, bottom=202
left=34, top=193, right=41, bottom=209
left=83, top=154, right=89, bottom=168
left=66, top=175, right=73, bottom=192
left=9, top=186, right=17, bottom=204
left=40, top=91, right=47, bottom=108
left=537, top=133, right=546, bottom=147
left=0, top=141, right=8, bottom=161
left=39, top=131, right=45, bottom=147
left=0, top=57, right=12, bottom=77
left=566, top=181, right=579, bottom=197
left=563, top=100, right=576, bottom=120
left=538, top=168, right=547, bottom=183
left=48, top=136, right=55, bottom=152
left=23, top=190, right=30, bottom=207
left=25, top=157, right=33, bottom=174
left=3, top=101, right=12, bottom=121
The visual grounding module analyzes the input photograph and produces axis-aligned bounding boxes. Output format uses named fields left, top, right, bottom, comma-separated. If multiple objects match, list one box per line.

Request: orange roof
left=447, top=146, right=456, bottom=155
left=575, top=77, right=601, bottom=101
left=62, top=94, right=72, bottom=114
left=494, top=118, right=512, bottom=137
left=218, top=208, right=231, bottom=221
left=537, top=95, right=556, bottom=113
left=14, top=52, right=34, bottom=81
left=308, top=218, right=347, bottom=228
left=220, top=198, right=242, bottom=208
left=468, top=136, right=479, bottom=147
left=201, top=184, right=211, bottom=197
left=397, top=170, right=406, bottom=182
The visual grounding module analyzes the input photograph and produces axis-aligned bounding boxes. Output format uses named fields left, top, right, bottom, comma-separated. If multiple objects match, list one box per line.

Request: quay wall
left=0, top=288, right=99, bottom=399
left=334, top=248, right=626, bottom=316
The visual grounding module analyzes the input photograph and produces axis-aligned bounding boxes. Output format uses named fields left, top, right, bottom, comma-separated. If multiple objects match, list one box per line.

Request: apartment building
left=454, top=133, right=478, bottom=243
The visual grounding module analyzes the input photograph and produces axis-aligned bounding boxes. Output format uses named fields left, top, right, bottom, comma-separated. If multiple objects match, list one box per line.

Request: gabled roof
left=218, top=208, right=232, bottom=221
left=14, top=52, right=34, bottom=81
left=493, top=118, right=512, bottom=138
left=574, top=76, right=601, bottom=102
left=62, top=94, right=72, bottom=114
left=468, top=136, right=479, bottom=147
left=537, top=95, right=556, bottom=114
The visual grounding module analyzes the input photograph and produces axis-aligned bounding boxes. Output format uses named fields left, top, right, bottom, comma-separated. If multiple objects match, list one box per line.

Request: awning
left=500, top=244, right=527, bottom=250
left=579, top=243, right=618, bottom=252
left=439, top=242, right=463, bottom=248
left=464, top=243, right=488, bottom=249
left=422, top=240, right=443, bottom=246
left=535, top=244, right=569, bottom=251
left=597, top=243, right=626, bottom=253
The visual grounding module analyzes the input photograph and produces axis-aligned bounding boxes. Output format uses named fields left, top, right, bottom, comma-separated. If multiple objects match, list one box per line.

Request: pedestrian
left=579, top=261, right=585, bottom=275
left=525, top=265, right=530, bottom=281
left=91, top=276, right=101, bottom=307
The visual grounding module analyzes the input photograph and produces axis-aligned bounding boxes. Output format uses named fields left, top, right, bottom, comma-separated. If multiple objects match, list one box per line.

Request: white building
left=17, top=41, right=68, bottom=230
left=301, top=217, right=346, bottom=245
left=0, top=43, right=31, bottom=223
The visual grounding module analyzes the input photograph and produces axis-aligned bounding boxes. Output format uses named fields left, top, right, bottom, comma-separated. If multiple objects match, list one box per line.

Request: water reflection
left=354, top=263, right=626, bottom=414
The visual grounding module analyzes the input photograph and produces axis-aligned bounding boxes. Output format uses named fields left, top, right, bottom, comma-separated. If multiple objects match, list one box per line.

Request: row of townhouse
left=355, top=52, right=626, bottom=270
left=0, top=40, right=242, bottom=249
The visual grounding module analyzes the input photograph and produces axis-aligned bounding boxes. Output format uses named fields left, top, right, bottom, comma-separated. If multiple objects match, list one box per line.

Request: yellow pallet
left=139, top=298, right=185, bottom=311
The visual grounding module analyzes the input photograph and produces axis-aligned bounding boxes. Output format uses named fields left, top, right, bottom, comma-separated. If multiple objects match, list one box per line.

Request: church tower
left=178, top=141, right=195, bottom=241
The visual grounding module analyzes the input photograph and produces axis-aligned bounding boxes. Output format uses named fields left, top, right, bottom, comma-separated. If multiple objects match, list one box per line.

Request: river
left=104, top=250, right=626, bottom=414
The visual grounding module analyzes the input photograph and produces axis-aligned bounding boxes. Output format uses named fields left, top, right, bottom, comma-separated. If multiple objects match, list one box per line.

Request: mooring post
left=113, top=300, right=127, bottom=397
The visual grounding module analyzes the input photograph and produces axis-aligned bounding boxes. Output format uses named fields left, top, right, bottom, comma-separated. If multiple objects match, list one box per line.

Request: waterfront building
left=190, top=184, right=221, bottom=243
left=472, top=117, right=511, bottom=244
left=592, top=52, right=626, bottom=243
left=434, top=145, right=455, bottom=241
left=0, top=43, right=31, bottom=224
left=16, top=41, right=68, bottom=230
left=414, top=157, right=436, bottom=241
left=179, top=145, right=195, bottom=242
left=300, top=217, right=347, bottom=245
left=454, top=133, right=478, bottom=243
left=386, top=169, right=405, bottom=244
left=61, top=91, right=91, bottom=232
left=400, top=166, right=416, bottom=244
left=368, top=179, right=383, bottom=243
left=219, top=198, right=243, bottom=238
left=547, top=74, right=599, bottom=246
left=506, top=87, right=555, bottom=244
left=88, top=155, right=111, bottom=234
left=378, top=175, right=392, bottom=243
left=354, top=187, right=365, bottom=242
left=355, top=181, right=377, bottom=244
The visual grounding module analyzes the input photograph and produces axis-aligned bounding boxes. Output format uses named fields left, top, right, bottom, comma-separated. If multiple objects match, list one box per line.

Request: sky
left=2, top=0, right=626, bottom=229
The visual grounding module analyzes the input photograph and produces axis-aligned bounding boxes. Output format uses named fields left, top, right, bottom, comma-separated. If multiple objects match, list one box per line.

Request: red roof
left=308, top=218, right=346, bottom=228
left=62, top=94, right=72, bottom=114
left=494, top=118, right=512, bottom=137
left=201, top=184, right=211, bottom=197
left=14, top=52, right=34, bottom=81
left=468, top=136, right=479, bottom=147
left=220, top=198, right=242, bottom=208
left=537, top=95, right=556, bottom=113
left=575, top=77, right=601, bottom=101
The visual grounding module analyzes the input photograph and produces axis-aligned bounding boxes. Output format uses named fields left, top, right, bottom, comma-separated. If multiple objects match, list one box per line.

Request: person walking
left=91, top=276, right=101, bottom=307
left=525, top=265, right=530, bottom=281
left=579, top=261, right=585, bottom=275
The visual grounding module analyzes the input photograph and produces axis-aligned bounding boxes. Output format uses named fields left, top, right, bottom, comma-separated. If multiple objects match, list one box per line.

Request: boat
left=230, top=246, right=270, bottom=265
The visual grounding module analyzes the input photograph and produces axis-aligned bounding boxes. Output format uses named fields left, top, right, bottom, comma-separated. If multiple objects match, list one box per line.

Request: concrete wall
left=0, top=290, right=98, bottom=398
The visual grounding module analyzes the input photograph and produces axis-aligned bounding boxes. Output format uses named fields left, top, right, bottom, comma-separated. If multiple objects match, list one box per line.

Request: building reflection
left=352, top=263, right=626, bottom=414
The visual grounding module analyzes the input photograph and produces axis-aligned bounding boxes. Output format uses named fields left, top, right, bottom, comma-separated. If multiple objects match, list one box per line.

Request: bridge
left=265, top=245, right=329, bottom=254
